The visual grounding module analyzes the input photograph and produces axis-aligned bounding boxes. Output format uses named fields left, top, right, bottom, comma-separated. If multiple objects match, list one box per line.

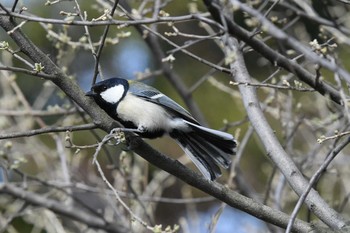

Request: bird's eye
left=101, top=85, right=107, bottom=91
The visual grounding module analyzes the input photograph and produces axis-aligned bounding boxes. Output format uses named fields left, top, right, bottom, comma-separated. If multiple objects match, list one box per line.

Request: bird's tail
left=170, top=120, right=237, bottom=180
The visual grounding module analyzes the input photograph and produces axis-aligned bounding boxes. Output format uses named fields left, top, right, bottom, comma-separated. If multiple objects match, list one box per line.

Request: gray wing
left=129, top=81, right=199, bottom=124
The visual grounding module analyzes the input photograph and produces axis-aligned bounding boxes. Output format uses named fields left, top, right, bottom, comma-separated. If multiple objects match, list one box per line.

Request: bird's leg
left=120, top=126, right=145, bottom=134
left=109, top=119, right=147, bottom=136
left=115, top=126, right=146, bottom=151
left=106, top=127, right=142, bottom=150
left=109, top=125, right=145, bottom=135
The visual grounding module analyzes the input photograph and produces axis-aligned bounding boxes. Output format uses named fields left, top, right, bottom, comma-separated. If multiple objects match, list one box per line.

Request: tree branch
left=0, top=123, right=96, bottom=140
left=91, top=0, right=119, bottom=84
left=0, top=8, right=204, bottom=26
left=0, top=65, right=56, bottom=79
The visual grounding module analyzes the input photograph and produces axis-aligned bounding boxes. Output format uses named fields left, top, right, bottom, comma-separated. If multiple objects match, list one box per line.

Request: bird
left=86, top=77, right=237, bottom=180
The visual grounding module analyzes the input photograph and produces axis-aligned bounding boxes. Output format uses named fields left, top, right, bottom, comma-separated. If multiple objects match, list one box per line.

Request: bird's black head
left=86, top=77, right=129, bottom=116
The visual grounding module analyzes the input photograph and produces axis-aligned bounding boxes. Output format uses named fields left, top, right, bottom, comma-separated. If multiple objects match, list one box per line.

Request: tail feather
left=187, top=132, right=231, bottom=168
left=170, top=120, right=237, bottom=180
left=185, top=120, right=237, bottom=155
left=173, top=131, right=222, bottom=180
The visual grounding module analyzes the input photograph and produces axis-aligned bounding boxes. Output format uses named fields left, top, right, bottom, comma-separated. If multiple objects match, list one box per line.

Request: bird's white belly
left=117, top=94, right=187, bottom=132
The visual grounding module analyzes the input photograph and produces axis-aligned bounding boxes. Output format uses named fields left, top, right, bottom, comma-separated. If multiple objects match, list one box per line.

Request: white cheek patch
left=100, top=85, right=125, bottom=104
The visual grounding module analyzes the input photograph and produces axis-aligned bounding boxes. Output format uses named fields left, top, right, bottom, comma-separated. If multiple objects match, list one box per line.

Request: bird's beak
left=85, top=90, right=96, bottom=97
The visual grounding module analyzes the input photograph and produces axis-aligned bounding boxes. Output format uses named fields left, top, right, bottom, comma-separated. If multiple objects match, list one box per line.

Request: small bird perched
left=86, top=77, right=237, bottom=180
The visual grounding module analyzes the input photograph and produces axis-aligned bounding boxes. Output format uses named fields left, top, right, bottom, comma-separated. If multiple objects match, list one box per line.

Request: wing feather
left=128, top=81, right=198, bottom=124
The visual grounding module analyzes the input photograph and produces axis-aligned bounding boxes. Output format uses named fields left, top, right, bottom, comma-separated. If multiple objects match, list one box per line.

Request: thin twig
left=0, top=10, right=203, bottom=26
left=11, top=0, right=19, bottom=12
left=0, top=65, right=55, bottom=79
left=317, top=130, right=350, bottom=144
left=0, top=109, right=80, bottom=116
left=144, top=24, right=231, bottom=74
left=0, top=3, right=11, bottom=15
left=230, top=81, right=315, bottom=92
left=0, top=123, right=97, bottom=140
left=92, top=0, right=119, bottom=84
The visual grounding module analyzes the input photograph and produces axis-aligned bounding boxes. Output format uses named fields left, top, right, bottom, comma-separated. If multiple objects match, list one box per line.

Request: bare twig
left=0, top=123, right=97, bottom=140
left=0, top=3, right=11, bottom=15
left=11, top=0, right=19, bottom=12
left=230, top=81, right=315, bottom=92
left=0, top=9, right=204, bottom=26
left=0, top=109, right=80, bottom=116
left=279, top=2, right=350, bottom=35
left=92, top=0, right=119, bottom=84
left=317, top=130, right=350, bottom=144
left=0, top=65, right=56, bottom=79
